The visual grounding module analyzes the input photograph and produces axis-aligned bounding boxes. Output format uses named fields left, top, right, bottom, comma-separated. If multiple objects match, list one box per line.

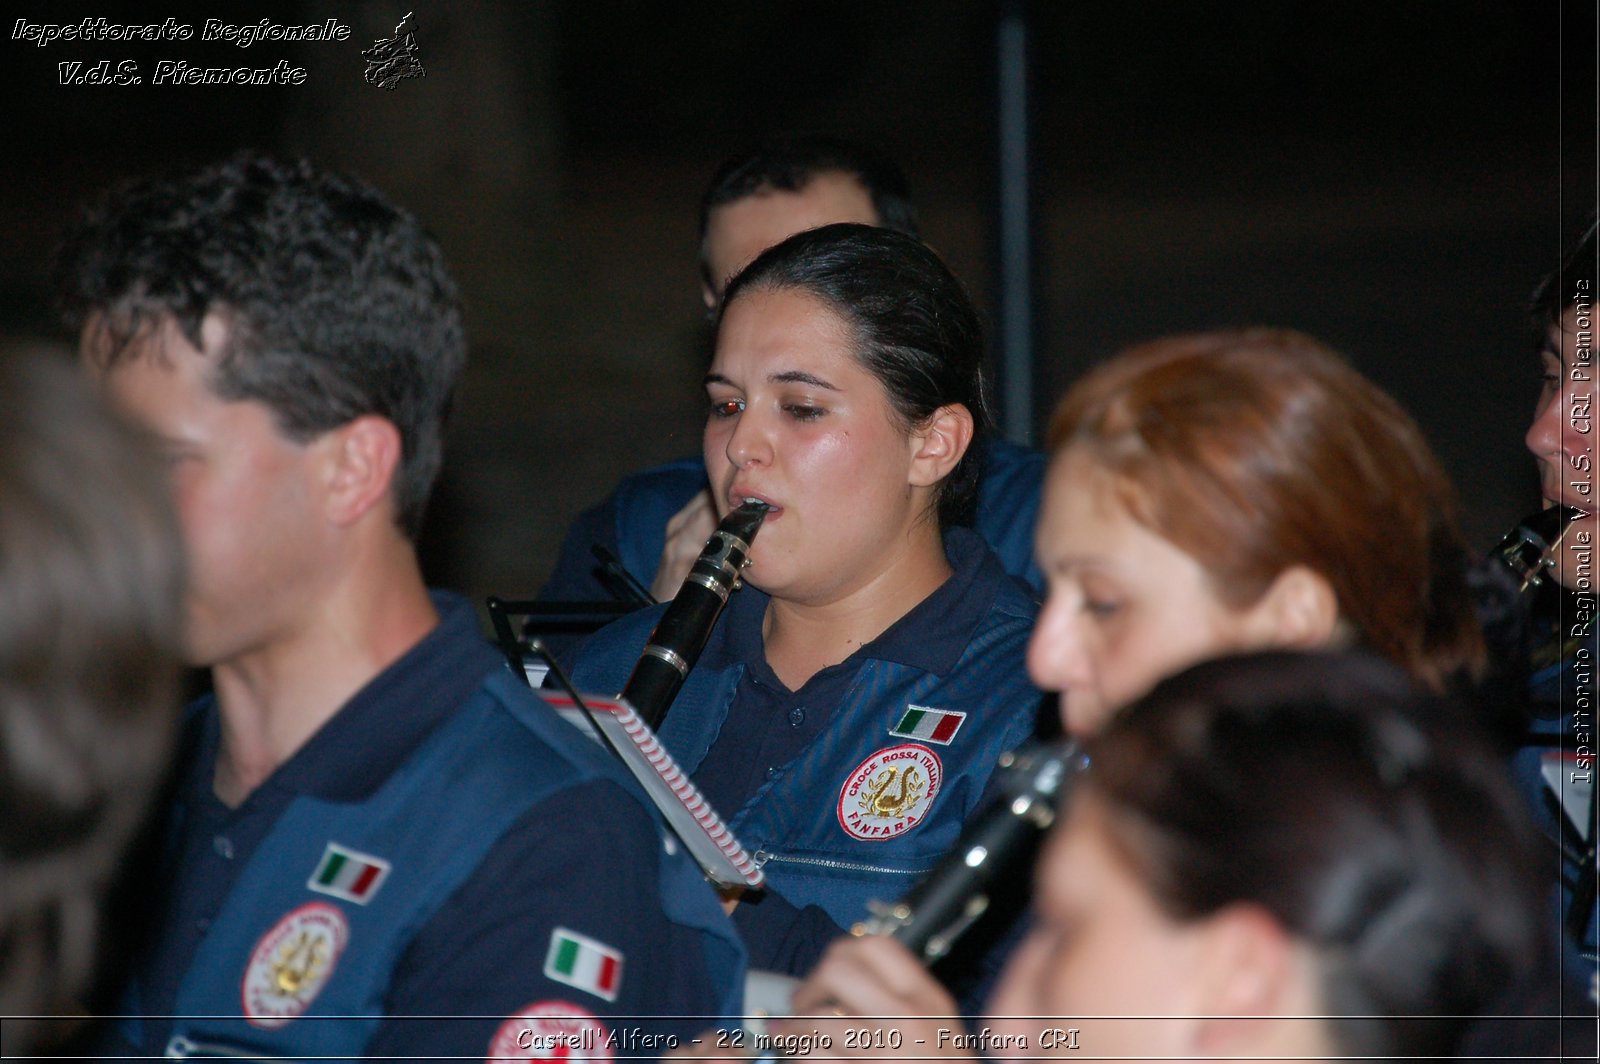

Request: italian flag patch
left=544, top=928, right=624, bottom=1003
left=306, top=843, right=390, bottom=905
left=889, top=705, right=967, bottom=745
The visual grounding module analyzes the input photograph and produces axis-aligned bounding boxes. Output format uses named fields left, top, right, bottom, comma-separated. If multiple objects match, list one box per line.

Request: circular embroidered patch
left=837, top=743, right=944, bottom=840
left=488, top=1000, right=612, bottom=1062
left=241, top=901, right=350, bottom=1029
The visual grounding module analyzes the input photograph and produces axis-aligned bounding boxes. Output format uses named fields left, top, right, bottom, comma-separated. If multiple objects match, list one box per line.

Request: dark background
left=4, top=1, right=1595, bottom=602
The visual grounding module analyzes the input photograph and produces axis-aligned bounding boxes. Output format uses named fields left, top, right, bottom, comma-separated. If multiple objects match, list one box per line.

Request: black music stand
left=484, top=597, right=641, bottom=687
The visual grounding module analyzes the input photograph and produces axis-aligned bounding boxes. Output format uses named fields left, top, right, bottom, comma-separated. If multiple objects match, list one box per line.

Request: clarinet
left=855, top=739, right=1085, bottom=959
left=1490, top=503, right=1585, bottom=593
left=741, top=739, right=1085, bottom=1032
left=1490, top=504, right=1599, bottom=940
left=1490, top=503, right=1590, bottom=676
left=621, top=500, right=770, bottom=729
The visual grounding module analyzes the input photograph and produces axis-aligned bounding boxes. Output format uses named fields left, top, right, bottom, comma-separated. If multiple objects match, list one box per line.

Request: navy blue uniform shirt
left=110, top=593, right=741, bottom=1061
left=692, top=527, right=1009, bottom=817
left=569, top=531, right=1042, bottom=1010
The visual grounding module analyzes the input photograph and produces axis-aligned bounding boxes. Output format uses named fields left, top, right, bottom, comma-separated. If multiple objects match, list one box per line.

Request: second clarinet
left=857, top=739, right=1084, bottom=960
left=621, top=500, right=770, bottom=729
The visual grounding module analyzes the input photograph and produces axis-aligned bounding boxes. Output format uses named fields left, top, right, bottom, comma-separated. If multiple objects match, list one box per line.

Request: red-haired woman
left=1027, top=326, right=1481, bottom=739
left=749, top=329, right=1513, bottom=1057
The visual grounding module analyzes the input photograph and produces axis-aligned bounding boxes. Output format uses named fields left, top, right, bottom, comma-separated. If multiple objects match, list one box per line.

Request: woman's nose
left=1526, top=385, right=1561, bottom=460
left=724, top=408, right=772, bottom=469
left=1027, top=595, right=1085, bottom=694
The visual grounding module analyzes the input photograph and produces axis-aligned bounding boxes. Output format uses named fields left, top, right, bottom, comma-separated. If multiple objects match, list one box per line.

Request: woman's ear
left=1242, top=565, right=1341, bottom=650
left=908, top=403, right=975, bottom=488
left=1186, top=903, right=1312, bottom=1057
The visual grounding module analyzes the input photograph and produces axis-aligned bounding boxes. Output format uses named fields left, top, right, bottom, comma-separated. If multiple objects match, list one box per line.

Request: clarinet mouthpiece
left=723, top=498, right=771, bottom=536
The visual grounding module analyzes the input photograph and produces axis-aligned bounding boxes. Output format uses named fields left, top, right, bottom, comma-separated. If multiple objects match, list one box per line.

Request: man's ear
left=1241, top=565, right=1341, bottom=649
left=908, top=403, right=975, bottom=488
left=321, top=415, right=402, bottom=527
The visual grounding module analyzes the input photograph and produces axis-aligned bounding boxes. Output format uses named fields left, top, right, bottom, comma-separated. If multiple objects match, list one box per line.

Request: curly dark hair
left=54, top=151, right=466, bottom=538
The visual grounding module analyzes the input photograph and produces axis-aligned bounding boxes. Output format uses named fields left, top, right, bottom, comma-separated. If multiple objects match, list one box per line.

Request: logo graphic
left=543, top=928, right=624, bottom=1002
left=837, top=743, right=943, bottom=840
left=488, top=1001, right=612, bottom=1063
left=241, top=902, right=349, bottom=1028
left=889, top=705, right=967, bottom=745
left=307, top=842, right=390, bottom=905
left=362, top=11, right=425, bottom=90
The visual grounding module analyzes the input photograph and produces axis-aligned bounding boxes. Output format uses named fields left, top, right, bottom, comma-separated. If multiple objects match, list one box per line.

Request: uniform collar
left=706, top=527, right=1003, bottom=680
left=187, top=591, right=502, bottom=805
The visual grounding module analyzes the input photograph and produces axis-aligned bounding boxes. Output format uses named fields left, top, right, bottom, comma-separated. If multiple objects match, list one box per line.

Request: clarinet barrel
left=622, top=500, right=769, bottom=729
left=859, top=739, right=1085, bottom=962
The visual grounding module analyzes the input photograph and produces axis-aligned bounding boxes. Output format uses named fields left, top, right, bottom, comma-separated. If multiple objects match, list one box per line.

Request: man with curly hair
left=59, top=152, right=743, bottom=1060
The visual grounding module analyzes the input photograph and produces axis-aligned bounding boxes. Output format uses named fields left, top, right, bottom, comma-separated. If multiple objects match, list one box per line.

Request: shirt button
left=196, top=917, right=211, bottom=931
left=765, top=766, right=779, bottom=781
left=213, top=835, right=234, bottom=859
left=788, top=707, right=806, bottom=727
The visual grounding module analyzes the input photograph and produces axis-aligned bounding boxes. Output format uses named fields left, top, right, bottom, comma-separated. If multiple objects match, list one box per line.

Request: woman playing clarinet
left=568, top=224, right=1041, bottom=985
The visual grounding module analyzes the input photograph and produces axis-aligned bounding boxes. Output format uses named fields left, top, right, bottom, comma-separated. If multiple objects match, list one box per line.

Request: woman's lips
left=729, top=491, right=781, bottom=517
left=1542, top=483, right=1594, bottom=514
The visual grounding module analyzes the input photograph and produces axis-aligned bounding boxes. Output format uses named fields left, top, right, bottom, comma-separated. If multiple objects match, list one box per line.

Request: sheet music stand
left=484, top=597, right=641, bottom=686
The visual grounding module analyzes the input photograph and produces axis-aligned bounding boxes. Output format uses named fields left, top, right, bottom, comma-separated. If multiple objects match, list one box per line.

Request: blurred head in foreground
left=0, top=349, right=184, bottom=1044
left=990, top=650, right=1544, bottom=1061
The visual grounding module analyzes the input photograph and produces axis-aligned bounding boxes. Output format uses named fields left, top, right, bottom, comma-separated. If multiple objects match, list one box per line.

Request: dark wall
left=5, top=1, right=1593, bottom=598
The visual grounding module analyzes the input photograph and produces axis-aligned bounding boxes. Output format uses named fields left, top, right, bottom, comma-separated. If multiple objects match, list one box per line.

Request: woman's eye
left=1084, top=599, right=1121, bottom=619
left=784, top=404, right=824, bottom=422
left=708, top=397, right=744, bottom=419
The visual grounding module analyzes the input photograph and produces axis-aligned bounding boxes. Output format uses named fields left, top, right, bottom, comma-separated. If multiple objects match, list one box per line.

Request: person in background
left=57, top=152, right=743, bottom=1061
left=1526, top=219, right=1598, bottom=597
left=539, top=133, right=1044, bottom=626
left=569, top=224, right=1041, bottom=1001
left=1512, top=218, right=1599, bottom=982
left=0, top=349, right=185, bottom=1056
